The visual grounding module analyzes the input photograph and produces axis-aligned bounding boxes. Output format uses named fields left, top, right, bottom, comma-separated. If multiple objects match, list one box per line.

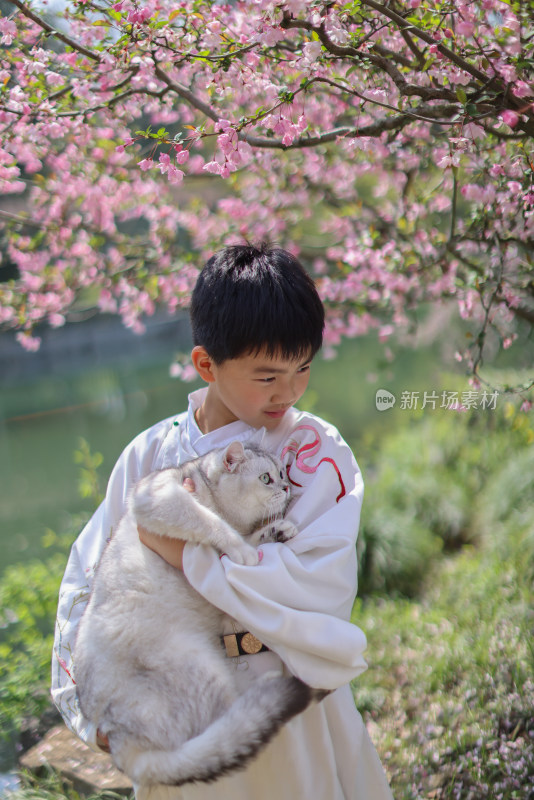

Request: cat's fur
left=74, top=441, right=325, bottom=788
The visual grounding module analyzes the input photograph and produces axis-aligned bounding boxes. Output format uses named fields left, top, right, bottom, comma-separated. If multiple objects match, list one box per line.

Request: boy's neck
left=194, top=388, right=239, bottom=434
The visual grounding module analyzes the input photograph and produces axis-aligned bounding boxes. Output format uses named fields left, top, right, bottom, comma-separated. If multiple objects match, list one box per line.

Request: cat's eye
left=279, top=470, right=284, bottom=479
left=259, top=473, right=273, bottom=484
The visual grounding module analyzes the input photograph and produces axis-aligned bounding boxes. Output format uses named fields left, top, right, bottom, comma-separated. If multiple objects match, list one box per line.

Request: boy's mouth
left=264, top=408, right=289, bottom=419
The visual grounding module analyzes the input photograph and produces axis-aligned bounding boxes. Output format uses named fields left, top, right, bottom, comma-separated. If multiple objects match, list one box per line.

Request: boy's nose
left=271, top=390, right=294, bottom=406
left=271, top=381, right=295, bottom=405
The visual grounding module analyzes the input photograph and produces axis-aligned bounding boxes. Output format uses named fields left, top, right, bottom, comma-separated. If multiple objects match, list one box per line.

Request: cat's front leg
left=133, top=472, right=260, bottom=566
left=219, top=536, right=260, bottom=566
left=249, top=520, right=299, bottom=546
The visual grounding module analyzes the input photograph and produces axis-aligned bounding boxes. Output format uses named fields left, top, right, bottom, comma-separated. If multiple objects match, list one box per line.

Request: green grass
left=352, top=530, right=534, bottom=799
left=9, top=770, right=132, bottom=800
left=6, top=536, right=532, bottom=800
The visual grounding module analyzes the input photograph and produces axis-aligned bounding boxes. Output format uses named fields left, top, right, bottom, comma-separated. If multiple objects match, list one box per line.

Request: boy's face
left=194, top=348, right=312, bottom=432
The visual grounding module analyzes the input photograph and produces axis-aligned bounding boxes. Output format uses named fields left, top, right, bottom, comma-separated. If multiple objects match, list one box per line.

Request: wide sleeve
left=50, top=418, right=172, bottom=748
left=183, top=418, right=368, bottom=691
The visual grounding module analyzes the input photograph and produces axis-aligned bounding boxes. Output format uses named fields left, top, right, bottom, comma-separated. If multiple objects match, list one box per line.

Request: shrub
left=357, top=391, right=534, bottom=596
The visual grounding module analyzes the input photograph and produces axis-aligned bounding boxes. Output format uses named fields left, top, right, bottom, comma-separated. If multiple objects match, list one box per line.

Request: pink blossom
left=456, top=21, right=474, bottom=37
left=158, top=152, right=171, bottom=171
left=437, top=153, right=460, bottom=169
left=215, top=118, right=233, bottom=133
left=0, top=17, right=17, bottom=46
left=1, top=0, right=532, bottom=382
left=301, top=41, right=322, bottom=63
left=116, top=138, right=135, bottom=152
left=428, top=44, right=444, bottom=59
left=181, top=364, right=198, bottom=382
left=49, top=313, right=66, bottom=327
left=512, top=80, right=533, bottom=99
left=16, top=331, right=41, bottom=351
left=169, top=360, right=197, bottom=381
left=98, top=289, right=118, bottom=313
left=500, top=110, right=520, bottom=128
left=127, top=7, right=152, bottom=24
left=378, top=324, right=394, bottom=342
left=175, top=149, right=189, bottom=165
left=166, top=164, right=184, bottom=184
left=203, top=160, right=222, bottom=175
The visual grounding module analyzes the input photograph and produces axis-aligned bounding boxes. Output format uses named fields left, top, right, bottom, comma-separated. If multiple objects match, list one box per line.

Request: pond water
left=0, top=318, right=446, bottom=575
left=1, top=360, right=196, bottom=573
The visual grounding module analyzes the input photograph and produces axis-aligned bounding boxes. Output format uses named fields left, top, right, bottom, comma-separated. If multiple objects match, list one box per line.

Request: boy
left=52, top=244, right=393, bottom=800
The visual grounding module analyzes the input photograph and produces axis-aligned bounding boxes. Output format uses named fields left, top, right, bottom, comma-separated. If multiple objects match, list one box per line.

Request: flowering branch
left=0, top=0, right=532, bottom=396
left=7, top=0, right=101, bottom=62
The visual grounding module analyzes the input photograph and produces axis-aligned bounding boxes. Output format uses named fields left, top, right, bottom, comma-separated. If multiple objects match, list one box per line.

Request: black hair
left=190, top=243, right=324, bottom=363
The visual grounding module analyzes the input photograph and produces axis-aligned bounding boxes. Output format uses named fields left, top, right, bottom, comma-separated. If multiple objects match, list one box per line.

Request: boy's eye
left=259, top=473, right=273, bottom=484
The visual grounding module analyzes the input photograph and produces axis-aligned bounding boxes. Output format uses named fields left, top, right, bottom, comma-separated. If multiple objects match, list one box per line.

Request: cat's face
left=212, top=442, right=290, bottom=527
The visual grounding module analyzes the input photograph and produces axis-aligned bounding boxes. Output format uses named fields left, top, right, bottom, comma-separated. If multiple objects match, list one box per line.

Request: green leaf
left=456, top=87, right=467, bottom=105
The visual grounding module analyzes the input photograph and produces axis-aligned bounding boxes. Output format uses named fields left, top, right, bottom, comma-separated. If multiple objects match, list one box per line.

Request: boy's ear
left=191, top=346, right=216, bottom=383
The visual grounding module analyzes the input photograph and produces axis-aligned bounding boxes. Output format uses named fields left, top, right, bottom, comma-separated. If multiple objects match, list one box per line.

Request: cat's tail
left=122, top=674, right=326, bottom=787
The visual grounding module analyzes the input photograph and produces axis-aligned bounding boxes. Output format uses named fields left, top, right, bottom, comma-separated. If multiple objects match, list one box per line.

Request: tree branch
left=152, top=61, right=220, bottom=123
left=399, top=27, right=425, bottom=67
left=281, top=11, right=459, bottom=104
left=359, top=0, right=491, bottom=84
left=0, top=208, right=41, bottom=228
left=7, top=0, right=101, bottom=62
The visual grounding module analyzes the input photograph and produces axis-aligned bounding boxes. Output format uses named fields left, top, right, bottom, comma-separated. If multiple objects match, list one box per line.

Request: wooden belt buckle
left=241, top=632, right=263, bottom=654
left=222, top=632, right=268, bottom=657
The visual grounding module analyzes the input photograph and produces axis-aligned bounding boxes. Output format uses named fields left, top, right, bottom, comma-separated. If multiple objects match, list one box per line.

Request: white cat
left=74, top=441, right=326, bottom=788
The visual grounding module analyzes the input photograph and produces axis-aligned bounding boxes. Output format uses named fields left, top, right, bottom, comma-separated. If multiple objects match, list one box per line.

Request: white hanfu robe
left=52, top=388, right=393, bottom=800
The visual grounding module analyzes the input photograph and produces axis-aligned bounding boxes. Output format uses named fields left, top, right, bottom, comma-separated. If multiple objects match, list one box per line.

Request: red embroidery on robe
left=57, top=654, right=76, bottom=684
left=281, top=425, right=346, bottom=503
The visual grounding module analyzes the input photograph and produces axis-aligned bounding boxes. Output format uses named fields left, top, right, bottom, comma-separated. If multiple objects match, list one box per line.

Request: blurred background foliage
left=357, top=393, right=534, bottom=596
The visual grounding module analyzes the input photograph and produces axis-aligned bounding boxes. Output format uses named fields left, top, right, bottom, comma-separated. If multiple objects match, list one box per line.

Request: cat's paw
left=259, top=520, right=299, bottom=544
left=223, top=541, right=261, bottom=566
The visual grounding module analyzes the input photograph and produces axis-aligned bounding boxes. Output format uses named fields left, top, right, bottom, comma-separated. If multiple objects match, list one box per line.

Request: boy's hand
left=96, top=729, right=111, bottom=753
left=138, top=526, right=186, bottom=570
left=137, top=475, right=193, bottom=569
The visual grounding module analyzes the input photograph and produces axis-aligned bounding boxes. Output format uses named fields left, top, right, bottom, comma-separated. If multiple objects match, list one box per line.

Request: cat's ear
left=222, top=441, right=246, bottom=472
